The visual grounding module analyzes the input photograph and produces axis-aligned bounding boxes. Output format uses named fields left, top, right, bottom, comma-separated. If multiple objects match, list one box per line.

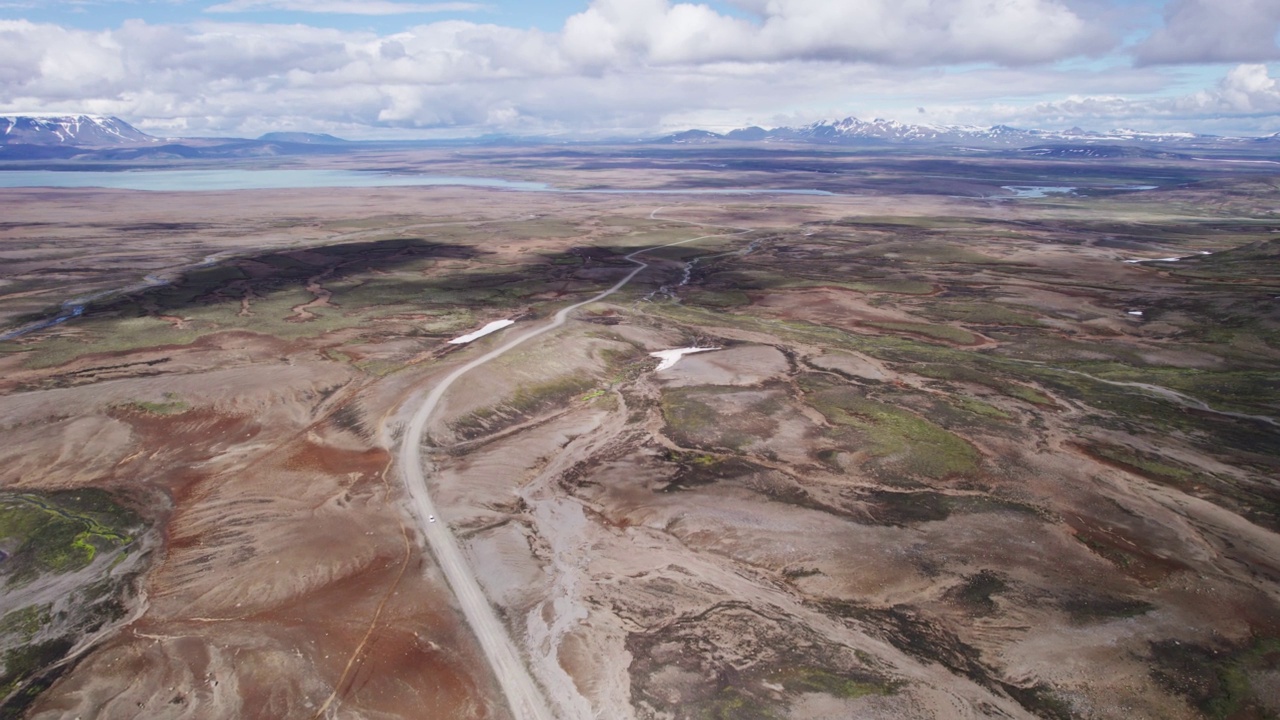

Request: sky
left=1, top=0, right=1278, bottom=139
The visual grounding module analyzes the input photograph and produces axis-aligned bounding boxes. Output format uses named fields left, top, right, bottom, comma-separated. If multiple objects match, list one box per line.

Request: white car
left=428, top=515, right=436, bottom=523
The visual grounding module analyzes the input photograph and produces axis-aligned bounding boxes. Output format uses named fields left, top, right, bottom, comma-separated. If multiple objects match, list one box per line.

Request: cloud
left=0, top=7, right=1276, bottom=138
left=1197, top=63, right=1280, bottom=113
left=205, top=0, right=485, bottom=14
left=561, top=0, right=1110, bottom=67
left=1048, top=64, right=1280, bottom=117
left=0, top=17, right=571, bottom=133
left=0, top=0, right=188, bottom=7
left=950, top=63, right=1280, bottom=135
left=1135, top=0, right=1280, bottom=65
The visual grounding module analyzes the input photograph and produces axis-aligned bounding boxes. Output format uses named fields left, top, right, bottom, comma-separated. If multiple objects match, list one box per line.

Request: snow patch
left=448, top=319, right=515, bottom=345
left=1124, top=256, right=1186, bottom=263
left=1002, top=185, right=1076, bottom=198
left=650, top=347, right=719, bottom=372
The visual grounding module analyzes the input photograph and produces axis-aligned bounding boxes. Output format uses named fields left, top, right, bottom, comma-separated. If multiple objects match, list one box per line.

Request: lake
left=1001, top=185, right=1077, bottom=198
left=0, top=169, right=551, bottom=192
left=1001, top=184, right=1158, bottom=198
left=0, top=168, right=833, bottom=195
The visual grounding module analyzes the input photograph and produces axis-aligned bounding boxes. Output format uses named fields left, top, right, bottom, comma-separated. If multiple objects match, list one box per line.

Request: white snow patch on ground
left=1124, top=250, right=1211, bottom=263
left=650, top=347, right=720, bottom=371
left=449, top=319, right=515, bottom=344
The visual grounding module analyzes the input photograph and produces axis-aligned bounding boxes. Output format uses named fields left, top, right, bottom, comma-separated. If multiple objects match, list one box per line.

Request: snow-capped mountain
left=658, top=117, right=1233, bottom=148
left=0, top=115, right=158, bottom=146
left=793, top=117, right=988, bottom=142
left=0, top=115, right=365, bottom=160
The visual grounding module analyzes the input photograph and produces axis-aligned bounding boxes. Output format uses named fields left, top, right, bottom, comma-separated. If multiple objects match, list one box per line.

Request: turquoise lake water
left=0, top=169, right=552, bottom=192
left=0, top=168, right=833, bottom=195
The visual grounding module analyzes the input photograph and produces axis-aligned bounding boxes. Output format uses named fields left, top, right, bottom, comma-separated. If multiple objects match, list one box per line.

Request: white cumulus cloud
left=561, top=0, right=1107, bottom=67
left=205, top=0, right=485, bottom=14
left=970, top=64, right=1280, bottom=134
left=1200, top=63, right=1280, bottom=112
left=0, top=3, right=1277, bottom=138
left=1135, top=0, right=1280, bottom=65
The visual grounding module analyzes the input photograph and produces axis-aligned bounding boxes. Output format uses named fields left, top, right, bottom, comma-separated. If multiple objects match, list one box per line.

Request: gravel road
left=397, top=211, right=751, bottom=720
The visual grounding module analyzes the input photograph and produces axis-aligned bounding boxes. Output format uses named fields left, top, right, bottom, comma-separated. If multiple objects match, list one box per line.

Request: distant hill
left=257, top=132, right=348, bottom=145
left=656, top=129, right=723, bottom=144
left=725, top=126, right=769, bottom=141
left=0, top=115, right=158, bottom=146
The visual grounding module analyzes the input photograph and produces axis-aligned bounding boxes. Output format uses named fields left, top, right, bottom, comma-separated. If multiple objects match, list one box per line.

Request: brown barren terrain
left=1, top=149, right=1278, bottom=719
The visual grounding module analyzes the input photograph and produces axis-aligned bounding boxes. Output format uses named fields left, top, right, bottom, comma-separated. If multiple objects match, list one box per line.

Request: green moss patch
left=0, top=638, right=75, bottom=707
left=703, top=269, right=934, bottom=296
left=909, top=364, right=1052, bottom=406
left=659, top=387, right=785, bottom=454
left=865, top=321, right=979, bottom=345
left=1062, top=596, right=1154, bottom=624
left=1069, top=362, right=1280, bottom=417
left=924, top=302, right=1042, bottom=327
left=803, top=378, right=981, bottom=480
left=945, top=395, right=1014, bottom=421
left=123, top=392, right=190, bottom=415
left=849, top=241, right=1004, bottom=265
left=0, top=492, right=141, bottom=711
left=0, top=490, right=138, bottom=585
left=699, top=687, right=783, bottom=720
left=1082, top=443, right=1196, bottom=486
left=660, top=451, right=765, bottom=491
left=1003, top=384, right=1056, bottom=407
left=771, top=666, right=898, bottom=699
left=687, top=289, right=752, bottom=308
left=449, top=375, right=596, bottom=441
left=0, top=606, right=51, bottom=641
left=1150, top=637, right=1280, bottom=719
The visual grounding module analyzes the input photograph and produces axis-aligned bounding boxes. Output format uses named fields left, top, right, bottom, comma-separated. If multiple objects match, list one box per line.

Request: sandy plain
left=0, top=148, right=1278, bottom=719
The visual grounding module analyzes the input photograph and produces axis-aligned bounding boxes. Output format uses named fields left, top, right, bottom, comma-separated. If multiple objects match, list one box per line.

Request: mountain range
left=1, top=114, right=1277, bottom=160
left=0, top=115, right=367, bottom=160
left=659, top=116, right=1280, bottom=149
left=0, top=115, right=157, bottom=146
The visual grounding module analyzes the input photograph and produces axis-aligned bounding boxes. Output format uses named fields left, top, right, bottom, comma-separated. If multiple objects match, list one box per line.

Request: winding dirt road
left=397, top=210, right=751, bottom=720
